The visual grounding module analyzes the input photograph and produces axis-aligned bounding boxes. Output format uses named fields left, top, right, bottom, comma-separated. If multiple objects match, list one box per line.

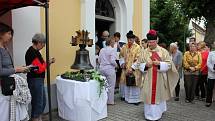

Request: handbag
left=126, top=73, right=136, bottom=86
left=0, top=48, right=15, bottom=96
left=1, top=76, right=15, bottom=96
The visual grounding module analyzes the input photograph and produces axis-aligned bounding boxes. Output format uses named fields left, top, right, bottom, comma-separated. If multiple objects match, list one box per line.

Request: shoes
left=32, top=118, right=40, bottom=121
left=199, top=97, right=206, bottom=101
left=174, top=97, right=179, bottom=101
left=190, top=101, right=195, bottom=104
left=185, top=99, right=189, bottom=103
left=107, top=103, right=116, bottom=106
left=194, top=96, right=199, bottom=100
left=133, top=102, right=141, bottom=106
left=120, top=97, right=125, bottom=101
left=205, top=103, right=212, bottom=107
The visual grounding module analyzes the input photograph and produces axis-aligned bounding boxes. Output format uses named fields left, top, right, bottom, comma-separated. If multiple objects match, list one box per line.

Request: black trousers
left=195, top=74, right=207, bottom=98
left=206, top=78, right=215, bottom=103
left=184, top=74, right=198, bottom=102
left=175, top=78, right=180, bottom=97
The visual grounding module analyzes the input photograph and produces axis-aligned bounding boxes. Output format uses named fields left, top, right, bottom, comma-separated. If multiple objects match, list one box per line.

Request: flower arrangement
left=61, top=70, right=106, bottom=96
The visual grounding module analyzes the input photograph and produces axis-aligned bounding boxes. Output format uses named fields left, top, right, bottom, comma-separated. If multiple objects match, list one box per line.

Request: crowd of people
left=1, top=21, right=215, bottom=121
left=96, top=29, right=215, bottom=121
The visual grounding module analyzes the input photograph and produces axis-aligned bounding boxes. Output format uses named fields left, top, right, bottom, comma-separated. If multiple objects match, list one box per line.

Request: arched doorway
left=95, top=0, right=115, bottom=37
left=95, top=0, right=129, bottom=42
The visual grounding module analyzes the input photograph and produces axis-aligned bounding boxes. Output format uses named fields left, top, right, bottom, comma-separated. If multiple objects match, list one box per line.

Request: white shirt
left=207, top=51, right=215, bottom=79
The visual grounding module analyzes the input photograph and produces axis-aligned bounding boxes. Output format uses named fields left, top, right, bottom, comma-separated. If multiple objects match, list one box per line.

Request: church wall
left=41, top=0, right=81, bottom=81
left=133, top=0, right=143, bottom=39
left=142, top=0, right=150, bottom=39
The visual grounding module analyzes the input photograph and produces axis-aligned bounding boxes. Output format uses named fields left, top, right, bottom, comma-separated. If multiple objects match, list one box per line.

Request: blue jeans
left=27, top=78, right=46, bottom=118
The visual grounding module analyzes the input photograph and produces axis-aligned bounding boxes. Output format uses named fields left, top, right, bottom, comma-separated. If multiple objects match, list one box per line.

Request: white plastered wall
left=12, top=7, right=41, bottom=67
left=81, top=0, right=96, bottom=67
left=109, top=0, right=132, bottom=43
left=142, top=0, right=150, bottom=38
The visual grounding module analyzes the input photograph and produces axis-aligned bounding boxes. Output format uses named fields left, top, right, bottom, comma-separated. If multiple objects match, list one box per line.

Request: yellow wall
left=41, top=0, right=81, bottom=82
left=133, top=0, right=142, bottom=39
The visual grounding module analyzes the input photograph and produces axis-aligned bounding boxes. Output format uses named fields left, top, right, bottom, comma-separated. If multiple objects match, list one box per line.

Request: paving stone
left=42, top=87, right=215, bottom=121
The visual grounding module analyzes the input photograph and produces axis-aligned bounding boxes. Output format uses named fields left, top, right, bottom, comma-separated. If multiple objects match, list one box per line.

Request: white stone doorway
left=95, top=0, right=129, bottom=41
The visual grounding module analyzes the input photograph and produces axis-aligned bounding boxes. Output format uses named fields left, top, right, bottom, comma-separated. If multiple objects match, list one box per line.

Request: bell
left=70, top=30, right=94, bottom=70
left=71, top=44, right=94, bottom=70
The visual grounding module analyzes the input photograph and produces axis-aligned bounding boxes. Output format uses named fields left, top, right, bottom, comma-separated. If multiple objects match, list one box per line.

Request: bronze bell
left=71, top=44, right=93, bottom=70
left=70, top=30, right=94, bottom=70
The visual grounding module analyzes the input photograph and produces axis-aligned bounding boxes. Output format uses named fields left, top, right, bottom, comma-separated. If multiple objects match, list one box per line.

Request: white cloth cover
left=144, top=101, right=167, bottom=120
left=0, top=95, right=10, bottom=121
left=56, top=76, right=108, bottom=121
left=159, top=62, right=169, bottom=72
left=0, top=90, right=29, bottom=121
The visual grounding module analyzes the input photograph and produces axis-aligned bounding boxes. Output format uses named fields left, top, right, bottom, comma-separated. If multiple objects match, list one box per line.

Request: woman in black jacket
left=25, top=33, right=55, bottom=121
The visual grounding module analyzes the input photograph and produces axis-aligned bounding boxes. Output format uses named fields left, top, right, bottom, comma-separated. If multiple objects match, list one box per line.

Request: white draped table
left=56, top=76, right=108, bottom=121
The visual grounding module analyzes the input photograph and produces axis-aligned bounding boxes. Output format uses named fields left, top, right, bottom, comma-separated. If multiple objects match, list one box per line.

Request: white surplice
left=124, top=86, right=140, bottom=103
left=144, top=101, right=167, bottom=120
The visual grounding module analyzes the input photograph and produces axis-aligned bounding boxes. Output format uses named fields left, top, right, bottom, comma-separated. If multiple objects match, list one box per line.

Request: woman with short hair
left=25, top=33, right=55, bottom=121
left=98, top=36, right=118, bottom=105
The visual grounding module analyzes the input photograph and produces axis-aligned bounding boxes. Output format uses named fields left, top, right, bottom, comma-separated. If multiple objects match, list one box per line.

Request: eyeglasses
left=102, top=36, right=109, bottom=38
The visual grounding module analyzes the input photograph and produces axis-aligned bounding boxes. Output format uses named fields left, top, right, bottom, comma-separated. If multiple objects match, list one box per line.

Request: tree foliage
left=176, top=0, right=215, bottom=45
left=150, top=0, right=190, bottom=51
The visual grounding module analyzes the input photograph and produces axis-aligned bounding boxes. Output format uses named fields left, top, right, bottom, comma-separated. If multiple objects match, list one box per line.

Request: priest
left=134, top=30, right=178, bottom=121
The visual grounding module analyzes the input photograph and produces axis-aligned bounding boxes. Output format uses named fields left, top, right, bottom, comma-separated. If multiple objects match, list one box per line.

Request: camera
left=28, top=65, right=39, bottom=72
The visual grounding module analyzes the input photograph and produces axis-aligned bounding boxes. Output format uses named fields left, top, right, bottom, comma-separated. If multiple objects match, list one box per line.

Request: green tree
left=150, top=0, right=190, bottom=51
left=176, top=0, right=215, bottom=45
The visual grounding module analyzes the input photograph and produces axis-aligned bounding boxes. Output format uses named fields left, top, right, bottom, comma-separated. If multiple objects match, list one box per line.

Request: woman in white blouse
left=98, top=37, right=118, bottom=105
left=206, top=43, right=215, bottom=107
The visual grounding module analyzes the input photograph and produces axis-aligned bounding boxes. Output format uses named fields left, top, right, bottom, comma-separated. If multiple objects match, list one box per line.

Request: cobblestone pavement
left=43, top=88, right=215, bottom=121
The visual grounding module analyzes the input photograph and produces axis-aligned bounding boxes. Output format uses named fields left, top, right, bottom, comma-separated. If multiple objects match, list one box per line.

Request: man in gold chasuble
left=136, top=30, right=178, bottom=121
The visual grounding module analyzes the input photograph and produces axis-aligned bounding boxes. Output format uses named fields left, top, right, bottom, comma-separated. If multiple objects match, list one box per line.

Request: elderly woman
left=183, top=43, right=202, bottom=103
left=169, top=42, right=183, bottom=101
left=0, top=22, right=29, bottom=121
left=25, top=33, right=55, bottom=121
left=98, top=36, right=118, bottom=105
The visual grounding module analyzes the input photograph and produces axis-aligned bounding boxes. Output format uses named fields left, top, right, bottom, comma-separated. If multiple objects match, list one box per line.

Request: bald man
left=96, top=30, right=109, bottom=51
